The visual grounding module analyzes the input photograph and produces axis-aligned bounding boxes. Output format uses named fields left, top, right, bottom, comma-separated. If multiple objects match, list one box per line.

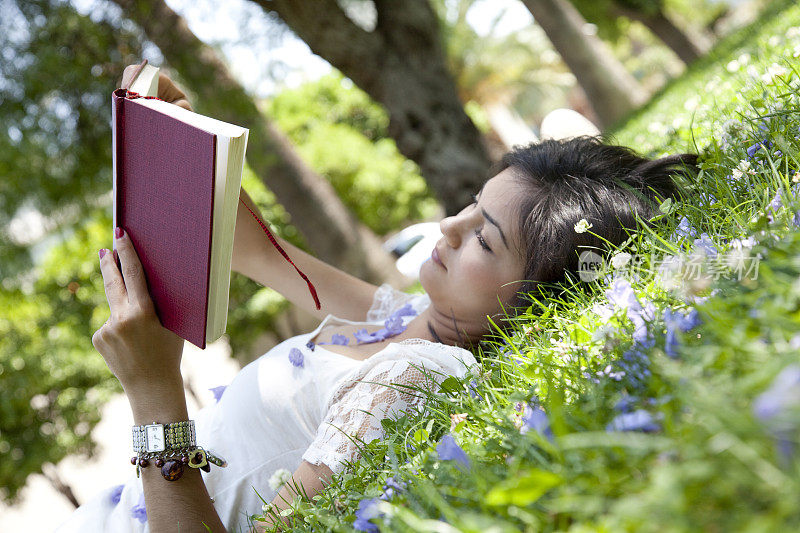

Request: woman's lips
left=432, top=247, right=446, bottom=270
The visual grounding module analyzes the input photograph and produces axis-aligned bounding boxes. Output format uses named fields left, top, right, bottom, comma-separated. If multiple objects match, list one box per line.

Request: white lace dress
left=55, top=284, right=478, bottom=533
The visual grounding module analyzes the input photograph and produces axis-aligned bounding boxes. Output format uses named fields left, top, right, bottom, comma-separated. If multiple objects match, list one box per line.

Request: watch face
left=145, top=424, right=166, bottom=452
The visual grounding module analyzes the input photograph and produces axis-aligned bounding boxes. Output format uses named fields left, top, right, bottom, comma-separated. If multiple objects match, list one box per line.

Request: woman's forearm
left=231, top=187, right=380, bottom=322
left=127, top=378, right=228, bottom=533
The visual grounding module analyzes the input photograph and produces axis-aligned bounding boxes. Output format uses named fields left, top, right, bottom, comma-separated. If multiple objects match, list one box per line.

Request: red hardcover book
left=111, top=87, right=249, bottom=349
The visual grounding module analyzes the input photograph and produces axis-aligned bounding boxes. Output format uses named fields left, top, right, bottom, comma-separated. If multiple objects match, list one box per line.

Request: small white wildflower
left=787, top=26, right=800, bottom=39
left=726, top=59, right=740, bottom=73
left=793, top=171, right=800, bottom=183
left=268, top=468, right=292, bottom=491
left=768, top=35, right=781, bottom=48
left=722, top=119, right=742, bottom=133
left=793, top=44, right=800, bottom=58
left=574, top=218, right=593, bottom=233
left=761, top=64, right=788, bottom=85
left=591, top=324, right=617, bottom=343
left=732, top=159, right=755, bottom=180
left=738, top=52, right=751, bottom=64
left=747, top=65, right=760, bottom=80
left=610, top=252, right=632, bottom=269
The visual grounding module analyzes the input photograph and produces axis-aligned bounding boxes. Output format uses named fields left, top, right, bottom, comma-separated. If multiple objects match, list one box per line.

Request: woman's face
left=420, top=168, right=527, bottom=333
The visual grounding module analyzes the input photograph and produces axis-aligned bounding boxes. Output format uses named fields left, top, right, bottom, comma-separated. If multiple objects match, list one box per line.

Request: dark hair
left=495, top=136, right=698, bottom=312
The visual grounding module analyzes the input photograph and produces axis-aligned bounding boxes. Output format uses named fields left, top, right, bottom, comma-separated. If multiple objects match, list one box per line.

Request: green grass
left=256, top=5, right=800, bottom=531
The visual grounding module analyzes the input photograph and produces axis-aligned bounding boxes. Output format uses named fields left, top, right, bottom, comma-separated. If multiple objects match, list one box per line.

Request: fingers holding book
left=94, top=227, right=184, bottom=389
left=98, top=227, right=155, bottom=315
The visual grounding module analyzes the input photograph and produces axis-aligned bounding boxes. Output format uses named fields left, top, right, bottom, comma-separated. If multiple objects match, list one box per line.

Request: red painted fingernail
left=99, top=249, right=107, bottom=260
left=115, top=227, right=124, bottom=239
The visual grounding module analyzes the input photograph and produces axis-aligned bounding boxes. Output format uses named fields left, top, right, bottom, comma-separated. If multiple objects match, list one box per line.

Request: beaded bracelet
left=131, top=420, right=226, bottom=481
left=131, top=446, right=228, bottom=481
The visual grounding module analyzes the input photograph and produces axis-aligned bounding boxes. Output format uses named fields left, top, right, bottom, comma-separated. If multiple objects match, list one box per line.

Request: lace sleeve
left=366, top=283, right=430, bottom=322
left=301, top=356, right=446, bottom=475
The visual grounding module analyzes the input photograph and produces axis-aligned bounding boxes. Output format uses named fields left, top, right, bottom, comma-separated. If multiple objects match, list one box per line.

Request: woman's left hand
left=93, top=227, right=184, bottom=395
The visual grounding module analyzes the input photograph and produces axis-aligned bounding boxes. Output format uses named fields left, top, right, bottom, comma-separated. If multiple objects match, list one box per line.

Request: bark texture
left=110, top=0, right=410, bottom=287
left=255, top=0, right=491, bottom=215
left=521, top=0, right=649, bottom=129
left=614, top=4, right=710, bottom=65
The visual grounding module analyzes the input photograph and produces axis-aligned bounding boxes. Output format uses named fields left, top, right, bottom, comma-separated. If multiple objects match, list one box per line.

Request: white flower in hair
left=268, top=468, right=292, bottom=491
left=574, top=219, right=593, bottom=233
left=610, top=252, right=632, bottom=269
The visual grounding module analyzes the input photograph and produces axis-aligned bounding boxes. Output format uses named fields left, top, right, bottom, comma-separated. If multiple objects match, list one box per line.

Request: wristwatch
left=132, top=420, right=195, bottom=453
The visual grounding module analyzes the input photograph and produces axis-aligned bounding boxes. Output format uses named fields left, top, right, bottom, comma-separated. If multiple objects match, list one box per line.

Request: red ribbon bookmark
left=238, top=198, right=321, bottom=310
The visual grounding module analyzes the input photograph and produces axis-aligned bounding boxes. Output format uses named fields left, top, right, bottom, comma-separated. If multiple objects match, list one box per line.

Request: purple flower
left=615, top=346, right=652, bottom=387
left=130, top=491, right=147, bottom=523
left=693, top=233, right=718, bottom=258
left=753, top=365, right=800, bottom=422
left=753, top=365, right=800, bottom=461
left=353, top=497, right=382, bottom=532
left=209, top=385, right=226, bottom=403
left=747, top=140, right=766, bottom=158
left=614, top=395, right=637, bottom=413
left=673, top=216, right=698, bottom=240
left=468, top=379, right=483, bottom=401
left=663, top=307, right=702, bottom=358
left=288, top=347, right=304, bottom=368
left=606, top=277, right=639, bottom=311
left=379, top=477, right=407, bottom=501
left=790, top=334, right=800, bottom=350
left=393, top=303, right=417, bottom=318
left=318, top=334, right=350, bottom=346
left=606, top=409, right=660, bottom=433
left=520, top=404, right=553, bottom=441
left=629, top=301, right=656, bottom=349
left=108, top=484, right=124, bottom=506
left=306, top=340, right=316, bottom=351
left=330, top=334, right=349, bottom=345
left=383, top=314, right=407, bottom=336
left=436, top=434, right=470, bottom=470
left=354, top=328, right=378, bottom=344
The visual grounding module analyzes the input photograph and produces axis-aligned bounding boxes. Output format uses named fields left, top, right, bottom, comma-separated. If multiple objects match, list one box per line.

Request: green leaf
left=440, top=376, right=462, bottom=394
left=485, top=469, right=562, bottom=507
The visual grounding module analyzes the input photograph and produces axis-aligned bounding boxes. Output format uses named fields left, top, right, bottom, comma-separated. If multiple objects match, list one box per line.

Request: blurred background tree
left=0, top=0, right=143, bottom=503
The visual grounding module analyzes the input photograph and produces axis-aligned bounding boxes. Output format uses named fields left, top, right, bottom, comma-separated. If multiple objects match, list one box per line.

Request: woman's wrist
left=123, top=374, right=189, bottom=424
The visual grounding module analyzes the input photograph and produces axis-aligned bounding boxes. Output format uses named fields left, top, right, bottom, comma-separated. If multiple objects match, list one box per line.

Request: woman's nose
left=440, top=214, right=462, bottom=248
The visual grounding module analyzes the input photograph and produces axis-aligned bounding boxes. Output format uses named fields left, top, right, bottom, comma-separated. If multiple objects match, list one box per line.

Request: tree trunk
left=110, top=0, right=410, bottom=287
left=253, top=0, right=491, bottom=215
left=614, top=4, right=709, bottom=65
left=520, top=0, right=648, bottom=129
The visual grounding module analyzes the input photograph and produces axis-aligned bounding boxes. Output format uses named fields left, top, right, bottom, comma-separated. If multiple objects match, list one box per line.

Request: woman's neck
left=398, top=308, right=484, bottom=350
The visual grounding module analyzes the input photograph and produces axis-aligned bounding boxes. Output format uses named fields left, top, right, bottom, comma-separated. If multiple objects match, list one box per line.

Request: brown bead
left=191, top=451, right=202, bottom=464
left=181, top=456, right=190, bottom=464
left=138, top=458, right=149, bottom=468
left=131, top=456, right=138, bottom=465
left=155, top=458, right=165, bottom=468
left=161, top=460, right=184, bottom=481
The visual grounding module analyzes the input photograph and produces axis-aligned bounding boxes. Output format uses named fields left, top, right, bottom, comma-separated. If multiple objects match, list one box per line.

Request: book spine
left=111, top=89, right=126, bottom=271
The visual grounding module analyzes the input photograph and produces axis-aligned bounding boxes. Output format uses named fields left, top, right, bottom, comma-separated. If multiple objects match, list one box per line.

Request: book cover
left=112, top=88, right=216, bottom=349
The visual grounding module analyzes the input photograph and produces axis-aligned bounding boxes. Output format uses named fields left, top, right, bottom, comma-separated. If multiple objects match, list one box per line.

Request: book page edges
left=128, top=64, right=159, bottom=97
left=206, top=129, right=249, bottom=345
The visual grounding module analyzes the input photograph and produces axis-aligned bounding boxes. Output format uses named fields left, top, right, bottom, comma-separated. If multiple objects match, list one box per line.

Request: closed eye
left=471, top=195, right=492, bottom=252
left=475, top=229, right=492, bottom=252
